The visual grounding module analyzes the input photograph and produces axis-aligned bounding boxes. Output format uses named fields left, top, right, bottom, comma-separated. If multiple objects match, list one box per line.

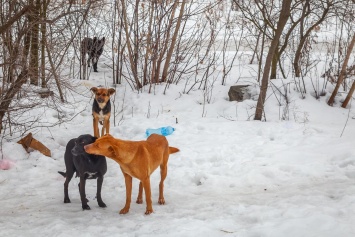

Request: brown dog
left=91, top=87, right=115, bottom=138
left=84, top=134, right=180, bottom=215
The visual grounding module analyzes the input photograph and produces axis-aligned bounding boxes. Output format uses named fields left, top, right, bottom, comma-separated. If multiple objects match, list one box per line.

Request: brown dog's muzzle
left=96, top=97, right=105, bottom=103
left=84, top=144, right=92, bottom=153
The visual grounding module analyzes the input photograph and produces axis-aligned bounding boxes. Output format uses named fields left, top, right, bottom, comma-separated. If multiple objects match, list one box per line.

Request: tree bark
left=294, top=2, right=331, bottom=77
left=342, top=80, right=355, bottom=108
left=161, top=0, right=186, bottom=83
left=270, top=43, right=279, bottom=79
left=29, top=0, right=40, bottom=85
left=120, top=0, right=142, bottom=89
left=254, top=0, right=292, bottom=121
left=40, top=0, right=48, bottom=88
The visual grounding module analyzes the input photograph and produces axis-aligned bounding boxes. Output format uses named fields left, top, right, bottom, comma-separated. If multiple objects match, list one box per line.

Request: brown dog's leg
left=120, top=172, right=132, bottom=214
left=105, top=118, right=110, bottom=136
left=101, top=117, right=109, bottom=137
left=142, top=178, right=153, bottom=215
left=93, top=117, right=100, bottom=138
left=158, top=164, right=168, bottom=205
left=136, top=182, right=143, bottom=204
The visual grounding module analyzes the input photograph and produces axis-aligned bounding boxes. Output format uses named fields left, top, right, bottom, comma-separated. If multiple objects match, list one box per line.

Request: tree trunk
left=0, top=70, right=29, bottom=133
left=0, top=26, right=31, bottom=133
left=270, top=44, right=279, bottom=79
left=161, top=0, right=186, bottom=83
left=40, top=0, right=48, bottom=88
left=29, top=0, right=40, bottom=85
left=294, top=2, right=331, bottom=78
left=328, top=33, right=355, bottom=106
left=342, top=80, right=355, bottom=108
left=162, top=0, right=186, bottom=82
left=254, top=0, right=292, bottom=121
left=120, top=0, right=142, bottom=89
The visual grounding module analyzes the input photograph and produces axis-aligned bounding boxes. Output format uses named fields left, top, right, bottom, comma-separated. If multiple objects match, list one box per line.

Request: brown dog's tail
left=169, top=147, right=180, bottom=154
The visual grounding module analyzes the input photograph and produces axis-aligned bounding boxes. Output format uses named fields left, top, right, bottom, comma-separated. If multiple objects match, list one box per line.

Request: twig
left=340, top=97, right=352, bottom=137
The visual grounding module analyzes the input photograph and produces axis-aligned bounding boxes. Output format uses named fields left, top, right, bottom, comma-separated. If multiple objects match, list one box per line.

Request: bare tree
left=327, top=33, right=355, bottom=106
left=254, top=0, right=292, bottom=121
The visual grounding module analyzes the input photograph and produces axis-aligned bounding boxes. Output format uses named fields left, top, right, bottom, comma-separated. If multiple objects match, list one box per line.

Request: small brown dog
left=84, top=134, right=180, bottom=215
left=91, top=87, right=115, bottom=138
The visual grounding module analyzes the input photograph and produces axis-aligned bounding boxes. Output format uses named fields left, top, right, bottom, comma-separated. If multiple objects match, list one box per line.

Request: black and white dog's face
left=71, top=134, right=97, bottom=156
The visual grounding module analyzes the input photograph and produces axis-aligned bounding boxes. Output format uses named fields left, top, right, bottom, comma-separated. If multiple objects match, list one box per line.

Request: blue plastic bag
left=146, top=126, right=175, bottom=137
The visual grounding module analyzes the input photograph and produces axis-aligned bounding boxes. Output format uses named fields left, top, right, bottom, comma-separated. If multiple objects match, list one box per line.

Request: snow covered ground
left=1, top=50, right=355, bottom=237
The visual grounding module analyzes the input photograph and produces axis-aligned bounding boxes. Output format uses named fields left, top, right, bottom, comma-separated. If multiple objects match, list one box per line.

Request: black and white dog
left=58, top=134, right=107, bottom=210
left=81, top=37, right=105, bottom=72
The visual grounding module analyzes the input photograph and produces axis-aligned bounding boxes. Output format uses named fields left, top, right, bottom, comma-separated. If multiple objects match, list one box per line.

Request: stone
left=228, top=85, right=250, bottom=102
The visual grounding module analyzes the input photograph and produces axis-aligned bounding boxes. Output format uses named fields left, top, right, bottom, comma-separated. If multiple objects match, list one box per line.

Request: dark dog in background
left=81, top=37, right=105, bottom=72
left=58, top=134, right=107, bottom=210
left=91, top=86, right=115, bottom=138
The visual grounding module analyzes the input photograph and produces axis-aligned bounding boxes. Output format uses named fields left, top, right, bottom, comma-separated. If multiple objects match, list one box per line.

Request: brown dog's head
left=91, top=87, right=115, bottom=104
left=84, top=134, right=115, bottom=157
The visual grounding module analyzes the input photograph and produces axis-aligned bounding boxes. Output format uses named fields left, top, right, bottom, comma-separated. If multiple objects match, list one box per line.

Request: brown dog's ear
left=90, top=87, right=98, bottom=94
left=108, top=146, right=116, bottom=156
left=108, top=88, right=115, bottom=96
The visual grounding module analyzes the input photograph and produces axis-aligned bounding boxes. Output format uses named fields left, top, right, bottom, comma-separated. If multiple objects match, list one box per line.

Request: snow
left=1, top=52, right=355, bottom=237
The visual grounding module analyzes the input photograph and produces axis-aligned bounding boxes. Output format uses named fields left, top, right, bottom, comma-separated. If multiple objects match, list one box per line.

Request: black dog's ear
left=101, top=37, right=105, bottom=42
left=92, top=136, right=98, bottom=142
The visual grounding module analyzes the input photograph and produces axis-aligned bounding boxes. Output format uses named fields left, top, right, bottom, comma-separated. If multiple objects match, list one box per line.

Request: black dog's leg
left=63, top=171, right=74, bottom=203
left=96, top=175, right=106, bottom=208
left=93, top=59, right=98, bottom=72
left=79, top=177, right=90, bottom=210
left=77, top=182, right=89, bottom=202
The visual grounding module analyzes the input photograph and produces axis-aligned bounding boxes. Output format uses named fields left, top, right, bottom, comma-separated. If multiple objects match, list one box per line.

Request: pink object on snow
left=0, top=159, right=14, bottom=170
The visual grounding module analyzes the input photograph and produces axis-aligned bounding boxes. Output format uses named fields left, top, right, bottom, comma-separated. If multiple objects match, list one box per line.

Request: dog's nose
left=97, top=97, right=105, bottom=103
left=84, top=145, right=90, bottom=152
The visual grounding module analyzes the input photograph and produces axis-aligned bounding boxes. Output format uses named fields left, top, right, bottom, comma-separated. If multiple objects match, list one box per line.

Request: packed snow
left=1, top=52, right=355, bottom=237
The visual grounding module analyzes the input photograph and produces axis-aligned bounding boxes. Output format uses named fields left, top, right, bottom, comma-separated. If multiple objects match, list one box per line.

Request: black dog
left=58, top=134, right=107, bottom=210
left=81, top=37, right=105, bottom=72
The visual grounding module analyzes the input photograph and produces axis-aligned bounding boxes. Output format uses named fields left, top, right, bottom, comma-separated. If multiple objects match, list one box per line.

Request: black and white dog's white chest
left=98, top=110, right=105, bottom=122
left=85, top=171, right=98, bottom=179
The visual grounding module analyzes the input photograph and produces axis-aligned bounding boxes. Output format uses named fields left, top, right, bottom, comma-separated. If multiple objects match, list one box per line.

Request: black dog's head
left=71, top=134, right=97, bottom=156
left=91, top=37, right=105, bottom=61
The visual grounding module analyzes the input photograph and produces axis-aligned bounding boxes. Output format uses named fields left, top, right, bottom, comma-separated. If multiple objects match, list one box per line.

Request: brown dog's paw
left=119, top=208, right=129, bottom=214
left=136, top=198, right=143, bottom=204
left=145, top=209, right=154, bottom=215
left=158, top=198, right=165, bottom=205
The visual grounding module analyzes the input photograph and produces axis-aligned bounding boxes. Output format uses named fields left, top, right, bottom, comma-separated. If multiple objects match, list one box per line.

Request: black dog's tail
left=58, top=171, right=66, bottom=177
